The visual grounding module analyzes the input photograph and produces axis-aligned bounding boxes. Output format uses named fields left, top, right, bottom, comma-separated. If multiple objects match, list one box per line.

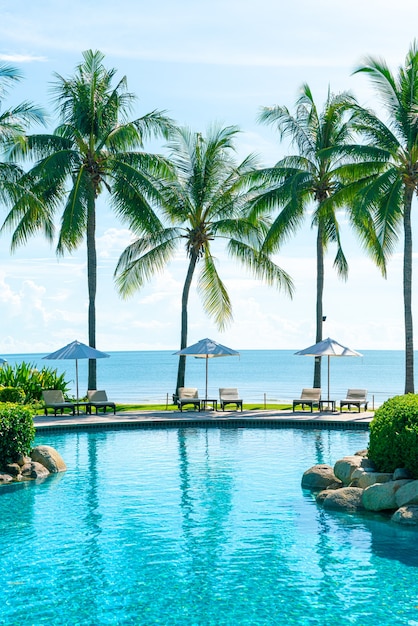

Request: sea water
left=1, top=426, right=418, bottom=625
left=0, top=349, right=411, bottom=405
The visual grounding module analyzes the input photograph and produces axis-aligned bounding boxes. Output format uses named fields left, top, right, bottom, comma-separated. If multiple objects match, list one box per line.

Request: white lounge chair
left=42, top=390, right=75, bottom=416
left=177, top=388, right=201, bottom=412
left=87, top=390, right=116, bottom=414
left=340, top=389, right=368, bottom=413
left=219, top=388, right=243, bottom=411
left=292, top=388, right=321, bottom=413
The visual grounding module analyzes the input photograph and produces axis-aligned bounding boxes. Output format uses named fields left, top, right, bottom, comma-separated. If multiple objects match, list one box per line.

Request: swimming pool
left=1, top=426, right=418, bottom=625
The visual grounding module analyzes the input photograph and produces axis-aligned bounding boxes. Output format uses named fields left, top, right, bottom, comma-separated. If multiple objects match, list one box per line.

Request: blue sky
left=0, top=0, right=416, bottom=354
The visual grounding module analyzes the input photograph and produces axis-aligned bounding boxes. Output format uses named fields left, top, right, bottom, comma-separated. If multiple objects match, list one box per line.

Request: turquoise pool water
left=1, top=427, right=418, bottom=625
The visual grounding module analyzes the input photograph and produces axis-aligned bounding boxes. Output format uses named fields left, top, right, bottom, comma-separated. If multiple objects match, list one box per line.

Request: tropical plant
left=1, top=50, right=173, bottom=390
left=115, top=124, right=293, bottom=394
left=368, top=394, right=418, bottom=477
left=256, top=85, right=384, bottom=388
left=0, top=361, right=70, bottom=402
left=0, top=404, right=35, bottom=466
left=349, top=42, right=418, bottom=394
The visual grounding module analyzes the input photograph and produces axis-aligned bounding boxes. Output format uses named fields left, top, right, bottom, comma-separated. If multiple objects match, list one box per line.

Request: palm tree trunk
left=403, top=188, right=414, bottom=394
left=313, top=225, right=324, bottom=388
left=175, top=252, right=198, bottom=397
left=87, top=197, right=97, bottom=391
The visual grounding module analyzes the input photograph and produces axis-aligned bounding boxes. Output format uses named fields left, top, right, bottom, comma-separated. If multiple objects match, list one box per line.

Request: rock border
left=302, top=450, right=418, bottom=526
left=0, top=445, right=66, bottom=484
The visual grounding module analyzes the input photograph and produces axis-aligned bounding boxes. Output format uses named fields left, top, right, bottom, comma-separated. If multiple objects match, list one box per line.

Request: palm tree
left=256, top=85, right=383, bottom=389
left=350, top=42, right=418, bottom=394
left=0, top=63, right=44, bottom=200
left=2, top=50, right=173, bottom=390
left=115, top=124, right=293, bottom=395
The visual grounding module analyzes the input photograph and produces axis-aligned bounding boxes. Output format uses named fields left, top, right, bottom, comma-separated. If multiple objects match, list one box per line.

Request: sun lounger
left=87, top=390, right=116, bottom=414
left=219, top=388, right=243, bottom=411
left=340, top=389, right=368, bottom=413
left=292, top=388, right=321, bottom=413
left=42, top=390, right=75, bottom=416
left=177, top=387, right=201, bottom=412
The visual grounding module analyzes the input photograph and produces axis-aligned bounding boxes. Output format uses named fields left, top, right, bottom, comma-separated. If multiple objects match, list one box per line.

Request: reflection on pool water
left=1, top=427, right=418, bottom=625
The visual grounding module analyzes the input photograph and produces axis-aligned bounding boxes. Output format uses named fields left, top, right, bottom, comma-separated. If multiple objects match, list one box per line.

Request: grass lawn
left=116, top=403, right=292, bottom=412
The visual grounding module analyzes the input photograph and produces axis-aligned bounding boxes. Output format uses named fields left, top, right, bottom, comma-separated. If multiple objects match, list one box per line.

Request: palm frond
left=197, top=252, right=232, bottom=330
left=115, top=229, right=179, bottom=297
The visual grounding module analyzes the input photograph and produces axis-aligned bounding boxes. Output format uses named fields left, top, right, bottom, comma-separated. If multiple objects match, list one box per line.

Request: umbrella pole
left=327, top=355, right=330, bottom=402
left=205, top=357, right=208, bottom=400
left=75, top=359, right=79, bottom=402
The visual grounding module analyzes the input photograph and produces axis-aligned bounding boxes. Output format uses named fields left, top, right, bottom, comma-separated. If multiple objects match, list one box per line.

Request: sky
left=0, top=0, right=416, bottom=354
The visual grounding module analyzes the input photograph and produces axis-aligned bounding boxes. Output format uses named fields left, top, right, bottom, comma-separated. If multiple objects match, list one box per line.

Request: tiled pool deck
left=34, top=407, right=373, bottom=432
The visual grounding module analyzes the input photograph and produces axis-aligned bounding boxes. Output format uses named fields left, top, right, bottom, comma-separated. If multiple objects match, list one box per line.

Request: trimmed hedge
left=0, top=386, right=26, bottom=404
left=368, top=394, right=418, bottom=478
left=0, top=404, right=36, bottom=466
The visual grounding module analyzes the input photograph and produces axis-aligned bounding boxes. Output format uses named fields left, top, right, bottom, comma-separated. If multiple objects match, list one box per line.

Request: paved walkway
left=34, top=407, right=374, bottom=431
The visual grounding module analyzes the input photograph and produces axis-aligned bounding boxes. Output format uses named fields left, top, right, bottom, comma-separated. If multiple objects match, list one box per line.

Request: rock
left=3, top=463, right=21, bottom=477
left=391, top=505, right=418, bottom=525
left=334, top=456, right=376, bottom=485
left=30, top=445, right=67, bottom=473
left=395, top=480, right=418, bottom=507
left=15, top=453, right=31, bottom=467
left=301, top=464, right=342, bottom=491
left=355, top=472, right=393, bottom=489
left=21, top=461, right=50, bottom=479
left=362, top=480, right=412, bottom=511
left=349, top=468, right=371, bottom=486
left=316, top=490, right=335, bottom=505
left=0, top=473, right=14, bottom=483
left=393, top=468, right=411, bottom=480
left=355, top=449, right=369, bottom=457
left=322, top=487, right=364, bottom=512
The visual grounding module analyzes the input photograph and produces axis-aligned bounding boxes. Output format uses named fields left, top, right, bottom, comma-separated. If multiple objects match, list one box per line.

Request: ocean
left=0, top=348, right=411, bottom=407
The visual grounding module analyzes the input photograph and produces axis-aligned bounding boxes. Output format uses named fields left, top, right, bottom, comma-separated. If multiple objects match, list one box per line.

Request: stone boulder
left=362, top=480, right=412, bottom=511
left=354, top=449, right=369, bottom=457
left=322, top=487, right=364, bottom=512
left=4, top=463, right=21, bottom=477
left=334, top=456, right=376, bottom=485
left=15, top=453, right=31, bottom=467
left=393, top=468, right=411, bottom=480
left=354, top=471, right=393, bottom=490
left=30, top=445, right=67, bottom=473
left=391, top=505, right=418, bottom=525
left=301, top=464, right=342, bottom=491
left=0, top=473, right=14, bottom=483
left=395, top=480, right=418, bottom=508
left=316, top=490, right=336, bottom=505
left=21, top=461, right=50, bottom=479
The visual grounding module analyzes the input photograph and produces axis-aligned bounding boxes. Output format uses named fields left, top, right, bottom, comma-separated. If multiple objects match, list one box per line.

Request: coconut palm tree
left=350, top=42, right=418, bottom=393
left=115, top=124, right=293, bottom=395
left=2, top=50, right=173, bottom=390
left=256, top=85, right=384, bottom=389
left=0, top=63, right=44, bottom=200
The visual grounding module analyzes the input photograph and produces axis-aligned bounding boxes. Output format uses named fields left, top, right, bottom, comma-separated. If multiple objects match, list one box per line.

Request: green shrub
left=0, top=404, right=35, bottom=466
left=0, top=386, right=26, bottom=404
left=0, top=362, right=70, bottom=402
left=368, top=394, right=418, bottom=477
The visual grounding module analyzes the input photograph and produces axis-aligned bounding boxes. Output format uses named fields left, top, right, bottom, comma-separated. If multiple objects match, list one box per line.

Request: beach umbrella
left=295, top=337, right=362, bottom=402
left=174, top=338, right=239, bottom=399
left=43, top=340, right=110, bottom=401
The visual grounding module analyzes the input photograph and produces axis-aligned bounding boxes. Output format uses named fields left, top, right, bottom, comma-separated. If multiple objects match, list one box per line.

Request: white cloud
left=0, top=53, right=47, bottom=63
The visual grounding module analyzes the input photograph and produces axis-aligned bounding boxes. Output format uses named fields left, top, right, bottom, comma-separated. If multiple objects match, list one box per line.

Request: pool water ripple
left=1, top=427, right=418, bottom=625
